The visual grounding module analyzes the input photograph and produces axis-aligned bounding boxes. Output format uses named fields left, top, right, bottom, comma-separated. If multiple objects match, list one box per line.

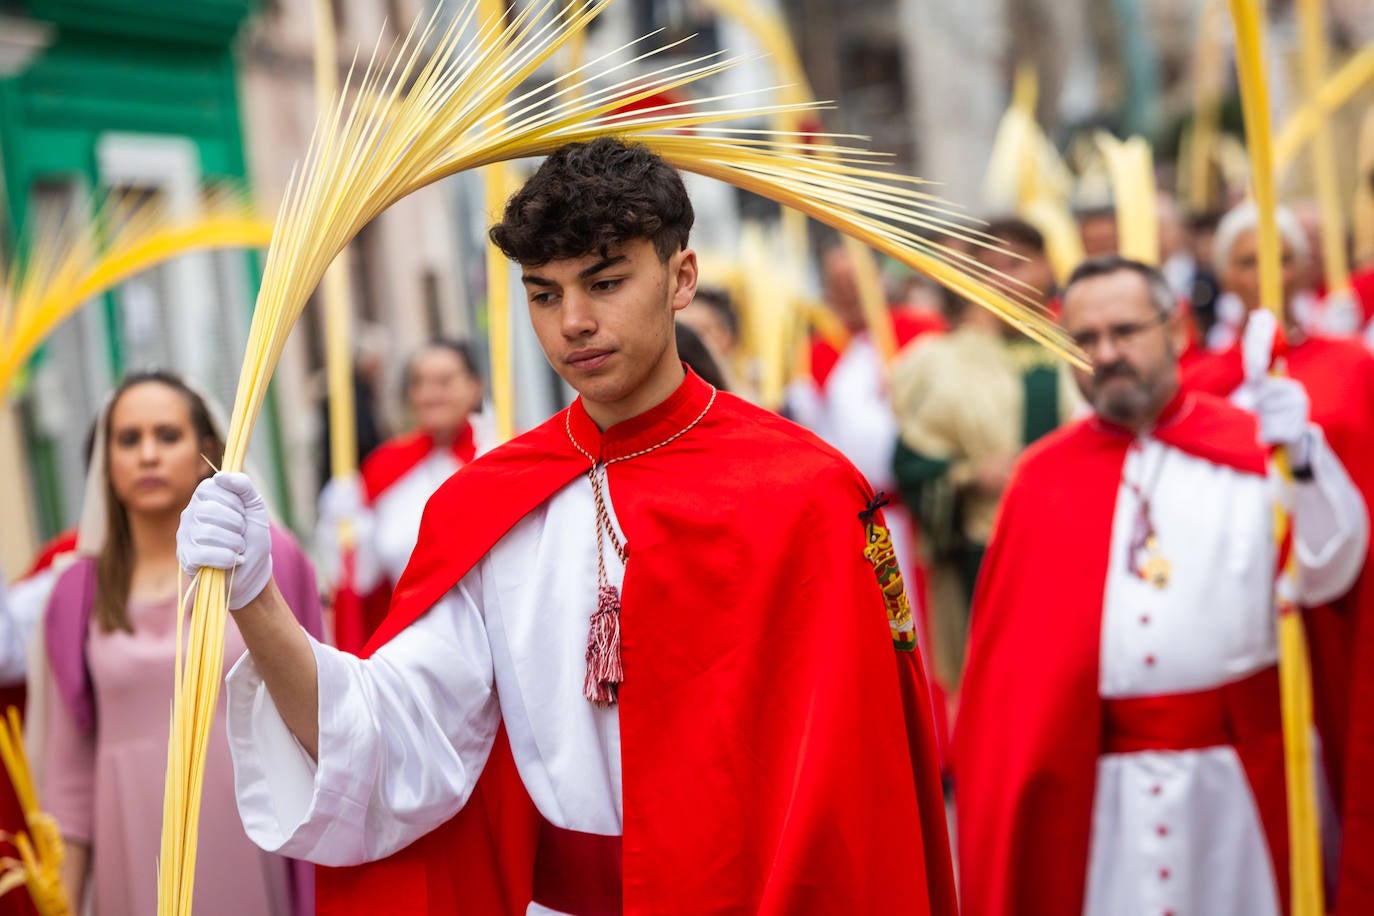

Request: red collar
left=361, top=420, right=476, bottom=501
left=413, top=419, right=477, bottom=465
left=565, top=368, right=715, bottom=463
left=436, top=419, right=476, bottom=462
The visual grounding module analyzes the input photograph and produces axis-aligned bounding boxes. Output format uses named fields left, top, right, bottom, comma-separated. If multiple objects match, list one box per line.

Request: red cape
left=954, top=392, right=1288, bottom=916
left=316, top=370, right=955, bottom=915
left=1184, top=334, right=1374, bottom=914
left=333, top=425, right=478, bottom=653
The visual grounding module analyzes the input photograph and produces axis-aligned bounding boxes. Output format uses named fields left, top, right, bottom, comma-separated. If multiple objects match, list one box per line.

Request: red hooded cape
left=316, top=370, right=956, bottom=915
left=333, top=424, right=477, bottom=654
left=1184, top=334, right=1374, bottom=914
left=954, top=392, right=1288, bottom=916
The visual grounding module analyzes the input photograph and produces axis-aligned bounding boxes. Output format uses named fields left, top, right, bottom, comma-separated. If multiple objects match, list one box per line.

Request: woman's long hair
left=94, top=371, right=225, bottom=633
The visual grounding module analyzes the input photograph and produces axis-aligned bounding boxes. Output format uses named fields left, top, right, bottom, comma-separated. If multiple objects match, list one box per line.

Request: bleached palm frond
left=0, top=707, right=70, bottom=916
left=1226, top=2, right=1322, bottom=914
left=1095, top=133, right=1159, bottom=266
left=0, top=190, right=273, bottom=397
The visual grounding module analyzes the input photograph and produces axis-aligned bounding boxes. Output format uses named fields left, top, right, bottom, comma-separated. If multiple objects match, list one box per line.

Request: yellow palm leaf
left=0, top=707, right=70, bottom=916
left=1227, top=2, right=1323, bottom=913
left=1274, top=44, right=1374, bottom=178
left=0, top=191, right=273, bottom=397
left=1095, top=133, right=1159, bottom=265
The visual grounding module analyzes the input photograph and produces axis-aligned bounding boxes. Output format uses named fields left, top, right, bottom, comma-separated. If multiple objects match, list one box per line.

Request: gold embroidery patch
left=863, top=513, right=916, bottom=651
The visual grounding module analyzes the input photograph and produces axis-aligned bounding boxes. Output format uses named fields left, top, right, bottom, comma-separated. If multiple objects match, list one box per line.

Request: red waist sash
left=1102, top=665, right=1282, bottom=754
left=531, top=819, right=622, bottom=915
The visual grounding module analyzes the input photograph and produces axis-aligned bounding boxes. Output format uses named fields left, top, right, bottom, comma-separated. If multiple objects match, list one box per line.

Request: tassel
left=584, top=584, right=623, bottom=706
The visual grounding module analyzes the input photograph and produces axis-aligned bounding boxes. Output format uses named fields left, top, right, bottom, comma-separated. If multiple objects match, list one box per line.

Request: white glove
left=1242, top=309, right=1279, bottom=384
left=1254, top=376, right=1311, bottom=450
left=1316, top=289, right=1361, bottom=336
left=314, top=475, right=380, bottom=592
left=178, top=472, right=273, bottom=610
left=318, top=475, right=365, bottom=523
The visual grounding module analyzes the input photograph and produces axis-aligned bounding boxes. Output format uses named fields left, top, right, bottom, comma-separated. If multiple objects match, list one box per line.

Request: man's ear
left=670, top=248, right=698, bottom=312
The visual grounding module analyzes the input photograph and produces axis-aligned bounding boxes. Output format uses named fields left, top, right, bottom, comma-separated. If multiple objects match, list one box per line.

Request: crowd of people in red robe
left=3, top=132, right=1374, bottom=916
left=785, top=192, right=1374, bottom=915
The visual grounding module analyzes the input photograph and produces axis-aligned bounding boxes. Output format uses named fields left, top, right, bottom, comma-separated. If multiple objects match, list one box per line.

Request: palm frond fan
left=0, top=191, right=273, bottom=398
left=0, top=708, right=69, bottom=915
left=157, top=1, right=1081, bottom=911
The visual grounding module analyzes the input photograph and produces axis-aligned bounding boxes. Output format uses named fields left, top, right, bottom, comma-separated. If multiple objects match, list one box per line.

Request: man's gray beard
left=1094, top=386, right=1154, bottom=426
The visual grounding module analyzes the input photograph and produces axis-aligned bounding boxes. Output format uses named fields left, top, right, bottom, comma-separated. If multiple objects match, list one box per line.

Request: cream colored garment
left=891, top=326, right=1078, bottom=689
left=891, top=326, right=1076, bottom=542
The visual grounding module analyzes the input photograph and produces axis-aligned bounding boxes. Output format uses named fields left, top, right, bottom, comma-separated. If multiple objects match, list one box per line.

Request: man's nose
left=1085, top=333, right=1122, bottom=366
left=561, top=290, right=597, bottom=338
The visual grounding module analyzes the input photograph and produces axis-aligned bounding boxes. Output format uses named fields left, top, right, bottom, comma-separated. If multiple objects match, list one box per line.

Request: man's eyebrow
left=579, top=255, right=626, bottom=278
left=520, top=255, right=627, bottom=287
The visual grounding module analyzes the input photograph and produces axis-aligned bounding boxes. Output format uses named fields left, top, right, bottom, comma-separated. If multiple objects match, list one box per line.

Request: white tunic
left=1083, top=421, right=1367, bottom=916
left=229, top=473, right=623, bottom=916
left=0, top=566, right=60, bottom=684
left=368, top=449, right=463, bottom=589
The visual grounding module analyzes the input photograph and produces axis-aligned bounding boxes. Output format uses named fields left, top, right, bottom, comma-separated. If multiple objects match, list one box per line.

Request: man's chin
left=1090, top=382, right=1151, bottom=423
left=561, top=371, right=630, bottom=407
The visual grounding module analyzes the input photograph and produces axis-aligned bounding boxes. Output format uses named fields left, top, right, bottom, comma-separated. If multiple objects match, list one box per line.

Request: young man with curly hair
left=177, top=137, right=955, bottom=916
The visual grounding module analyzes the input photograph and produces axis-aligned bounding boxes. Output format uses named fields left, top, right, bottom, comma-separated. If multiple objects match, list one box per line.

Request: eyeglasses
left=1068, top=312, right=1169, bottom=352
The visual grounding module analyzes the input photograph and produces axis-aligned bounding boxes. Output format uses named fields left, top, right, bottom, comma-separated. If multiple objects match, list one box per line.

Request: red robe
left=1183, top=334, right=1374, bottom=914
left=316, top=370, right=956, bottom=915
left=954, top=392, right=1287, bottom=916
left=332, top=424, right=476, bottom=654
left=0, top=537, right=71, bottom=916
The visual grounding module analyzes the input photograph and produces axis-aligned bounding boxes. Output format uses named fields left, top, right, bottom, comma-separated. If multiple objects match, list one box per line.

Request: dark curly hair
left=489, top=137, right=694, bottom=266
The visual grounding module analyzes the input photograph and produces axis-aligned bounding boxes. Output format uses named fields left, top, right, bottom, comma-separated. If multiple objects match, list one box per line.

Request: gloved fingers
left=189, top=477, right=242, bottom=511
left=187, top=494, right=248, bottom=532
left=214, top=471, right=267, bottom=509
left=179, top=544, right=242, bottom=574
left=1257, top=377, right=1310, bottom=411
left=189, top=527, right=246, bottom=556
left=1254, top=378, right=1310, bottom=446
left=189, top=483, right=264, bottom=539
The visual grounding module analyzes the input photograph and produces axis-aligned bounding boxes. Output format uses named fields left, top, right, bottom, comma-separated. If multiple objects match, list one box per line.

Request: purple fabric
left=44, top=557, right=97, bottom=734
left=42, top=524, right=325, bottom=734
left=43, top=525, right=323, bottom=916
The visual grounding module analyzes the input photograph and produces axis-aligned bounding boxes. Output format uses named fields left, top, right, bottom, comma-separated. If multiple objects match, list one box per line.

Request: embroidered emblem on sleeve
left=860, top=493, right=916, bottom=651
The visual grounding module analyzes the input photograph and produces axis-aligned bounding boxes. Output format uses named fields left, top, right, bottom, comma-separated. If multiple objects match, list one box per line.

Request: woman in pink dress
left=39, top=371, right=321, bottom=916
